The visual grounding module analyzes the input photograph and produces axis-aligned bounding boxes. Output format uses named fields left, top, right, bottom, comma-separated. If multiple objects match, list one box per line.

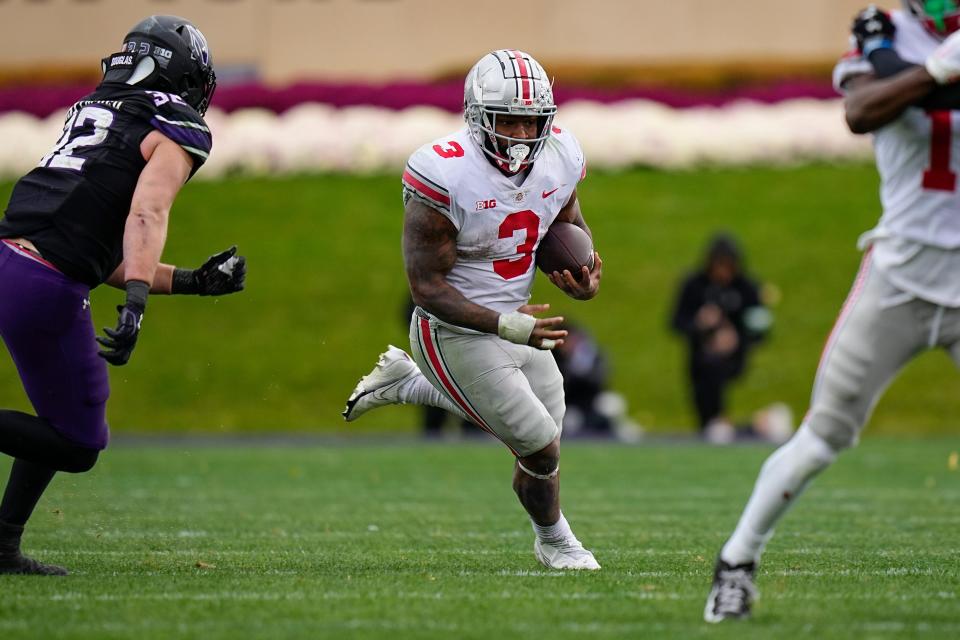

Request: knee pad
left=806, top=405, right=862, bottom=451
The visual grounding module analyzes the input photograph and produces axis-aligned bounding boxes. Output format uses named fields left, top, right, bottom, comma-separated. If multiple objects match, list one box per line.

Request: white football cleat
left=534, top=537, right=601, bottom=570
left=342, top=345, right=418, bottom=422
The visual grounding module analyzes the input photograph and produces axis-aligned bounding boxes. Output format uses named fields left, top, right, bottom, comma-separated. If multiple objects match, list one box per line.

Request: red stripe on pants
left=418, top=317, right=518, bottom=454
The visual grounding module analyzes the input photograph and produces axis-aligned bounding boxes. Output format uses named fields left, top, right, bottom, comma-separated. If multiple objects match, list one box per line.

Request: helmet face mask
left=904, top=0, right=960, bottom=37
left=464, top=50, right=557, bottom=174
left=102, top=15, right=217, bottom=115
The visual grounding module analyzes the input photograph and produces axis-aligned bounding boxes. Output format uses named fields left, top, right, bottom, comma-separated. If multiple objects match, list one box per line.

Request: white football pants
left=806, top=251, right=960, bottom=450
left=408, top=309, right=564, bottom=457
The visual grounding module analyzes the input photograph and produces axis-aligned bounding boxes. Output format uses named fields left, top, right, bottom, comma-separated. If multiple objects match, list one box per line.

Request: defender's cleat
left=342, top=345, right=418, bottom=422
left=0, top=551, right=68, bottom=576
left=704, top=558, right=757, bottom=622
left=534, top=537, right=601, bottom=570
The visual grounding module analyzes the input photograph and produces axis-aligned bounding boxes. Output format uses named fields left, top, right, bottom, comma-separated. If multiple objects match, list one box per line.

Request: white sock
left=720, top=425, right=838, bottom=566
left=397, top=374, right=468, bottom=420
left=532, top=511, right=575, bottom=543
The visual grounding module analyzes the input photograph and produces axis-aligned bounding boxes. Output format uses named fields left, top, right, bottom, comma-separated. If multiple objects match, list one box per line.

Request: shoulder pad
left=144, top=90, right=212, bottom=173
left=403, top=142, right=453, bottom=216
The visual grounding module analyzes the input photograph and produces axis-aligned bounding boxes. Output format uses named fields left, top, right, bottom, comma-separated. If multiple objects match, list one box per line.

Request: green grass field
left=0, top=165, right=958, bottom=434
left=1, top=438, right=957, bottom=639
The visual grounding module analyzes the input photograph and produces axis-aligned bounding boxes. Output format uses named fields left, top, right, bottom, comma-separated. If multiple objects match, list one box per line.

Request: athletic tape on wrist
left=498, top=311, right=536, bottom=345
left=517, top=460, right=559, bottom=480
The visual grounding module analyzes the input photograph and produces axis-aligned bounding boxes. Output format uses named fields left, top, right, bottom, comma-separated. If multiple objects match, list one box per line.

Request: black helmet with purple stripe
left=101, top=15, right=217, bottom=115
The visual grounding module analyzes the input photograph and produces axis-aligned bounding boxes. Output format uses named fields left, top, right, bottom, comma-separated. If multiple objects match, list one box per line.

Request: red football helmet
left=904, top=0, right=960, bottom=37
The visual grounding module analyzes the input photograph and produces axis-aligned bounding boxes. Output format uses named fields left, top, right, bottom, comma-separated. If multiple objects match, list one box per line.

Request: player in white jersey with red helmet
left=342, top=50, right=603, bottom=570
left=705, top=2, right=960, bottom=622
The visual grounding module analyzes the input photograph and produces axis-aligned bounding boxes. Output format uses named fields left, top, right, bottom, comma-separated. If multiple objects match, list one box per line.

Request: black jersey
left=0, top=83, right=212, bottom=287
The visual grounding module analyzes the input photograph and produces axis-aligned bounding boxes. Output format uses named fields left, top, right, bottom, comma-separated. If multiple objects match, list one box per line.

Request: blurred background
left=0, top=0, right=955, bottom=438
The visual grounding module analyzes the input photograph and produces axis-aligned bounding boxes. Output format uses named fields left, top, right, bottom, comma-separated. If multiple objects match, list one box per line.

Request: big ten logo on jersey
left=147, top=91, right=187, bottom=108
left=476, top=199, right=497, bottom=211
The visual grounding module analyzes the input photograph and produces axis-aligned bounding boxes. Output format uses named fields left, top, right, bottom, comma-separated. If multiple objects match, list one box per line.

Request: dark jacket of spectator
left=670, top=234, right=770, bottom=429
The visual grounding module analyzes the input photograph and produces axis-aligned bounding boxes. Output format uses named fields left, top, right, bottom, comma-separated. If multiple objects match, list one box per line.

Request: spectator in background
left=551, top=322, right=643, bottom=441
left=671, top=233, right=775, bottom=442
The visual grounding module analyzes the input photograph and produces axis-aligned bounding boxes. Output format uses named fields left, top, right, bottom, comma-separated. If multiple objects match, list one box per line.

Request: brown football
left=536, top=221, right=594, bottom=280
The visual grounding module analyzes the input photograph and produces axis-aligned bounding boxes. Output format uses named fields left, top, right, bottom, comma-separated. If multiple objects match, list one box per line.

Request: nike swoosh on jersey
left=542, top=187, right=560, bottom=198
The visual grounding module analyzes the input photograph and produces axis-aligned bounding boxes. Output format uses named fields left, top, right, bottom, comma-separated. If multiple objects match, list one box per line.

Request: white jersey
left=402, top=126, right=586, bottom=322
left=833, top=10, right=960, bottom=307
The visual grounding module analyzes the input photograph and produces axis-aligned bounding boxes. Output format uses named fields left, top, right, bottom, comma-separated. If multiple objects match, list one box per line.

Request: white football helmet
left=464, top=50, right=557, bottom=173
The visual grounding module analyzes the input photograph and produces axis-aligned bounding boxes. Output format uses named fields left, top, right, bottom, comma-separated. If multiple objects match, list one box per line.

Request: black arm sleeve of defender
left=867, top=48, right=960, bottom=109
left=867, top=48, right=915, bottom=78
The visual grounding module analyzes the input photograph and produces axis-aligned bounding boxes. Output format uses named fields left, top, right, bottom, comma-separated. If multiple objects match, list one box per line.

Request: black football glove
left=852, top=5, right=896, bottom=57
left=172, top=246, right=246, bottom=296
left=97, top=281, right=147, bottom=366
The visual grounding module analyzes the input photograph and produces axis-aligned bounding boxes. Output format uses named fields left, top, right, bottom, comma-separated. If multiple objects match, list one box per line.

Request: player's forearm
left=150, top=263, right=174, bottom=294
left=844, top=67, right=935, bottom=133
left=121, top=207, right=168, bottom=286
left=867, top=48, right=960, bottom=111
left=409, top=277, right=500, bottom=334
left=105, top=261, right=174, bottom=294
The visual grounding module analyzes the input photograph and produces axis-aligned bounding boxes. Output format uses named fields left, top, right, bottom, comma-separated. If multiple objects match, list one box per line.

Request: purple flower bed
left=0, top=79, right=839, bottom=117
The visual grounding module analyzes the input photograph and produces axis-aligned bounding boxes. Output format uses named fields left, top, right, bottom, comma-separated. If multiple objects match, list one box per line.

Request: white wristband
left=497, top=311, right=536, bottom=345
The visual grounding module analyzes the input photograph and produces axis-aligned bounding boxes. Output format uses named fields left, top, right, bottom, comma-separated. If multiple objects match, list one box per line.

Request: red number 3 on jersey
left=433, top=141, right=465, bottom=159
left=493, top=210, right=540, bottom=280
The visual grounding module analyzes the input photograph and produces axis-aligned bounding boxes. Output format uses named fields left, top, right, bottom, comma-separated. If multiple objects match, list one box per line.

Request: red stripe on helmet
left=512, top=50, right=532, bottom=101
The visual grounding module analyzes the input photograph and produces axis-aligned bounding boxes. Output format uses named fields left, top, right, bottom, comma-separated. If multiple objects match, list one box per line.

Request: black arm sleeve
left=867, top=48, right=915, bottom=78
left=867, top=47, right=960, bottom=110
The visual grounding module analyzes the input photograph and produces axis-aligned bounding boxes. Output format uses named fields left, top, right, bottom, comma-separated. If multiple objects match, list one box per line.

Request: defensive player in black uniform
left=0, top=15, right=246, bottom=574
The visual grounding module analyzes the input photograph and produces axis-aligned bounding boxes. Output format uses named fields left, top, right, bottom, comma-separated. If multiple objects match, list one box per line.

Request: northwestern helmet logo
left=182, top=25, right=210, bottom=66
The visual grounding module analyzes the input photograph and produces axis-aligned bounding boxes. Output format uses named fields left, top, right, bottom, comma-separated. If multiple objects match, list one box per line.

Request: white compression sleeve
left=397, top=375, right=468, bottom=420
left=720, top=425, right=839, bottom=566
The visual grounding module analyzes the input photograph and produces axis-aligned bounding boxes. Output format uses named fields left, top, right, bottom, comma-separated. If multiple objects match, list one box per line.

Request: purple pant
left=0, top=242, right=109, bottom=449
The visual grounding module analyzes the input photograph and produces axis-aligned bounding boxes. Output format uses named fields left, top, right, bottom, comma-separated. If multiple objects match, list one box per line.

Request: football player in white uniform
left=343, top=50, right=603, bottom=570
left=705, top=2, right=960, bottom=621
